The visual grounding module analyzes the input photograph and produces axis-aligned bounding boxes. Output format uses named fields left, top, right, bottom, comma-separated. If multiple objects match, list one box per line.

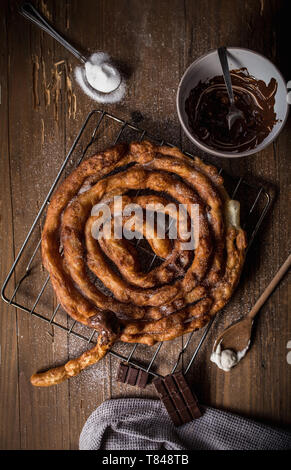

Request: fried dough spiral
left=31, top=141, right=246, bottom=386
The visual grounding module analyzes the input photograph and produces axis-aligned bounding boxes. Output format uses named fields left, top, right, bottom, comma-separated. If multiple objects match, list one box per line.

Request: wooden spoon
left=213, top=253, right=291, bottom=357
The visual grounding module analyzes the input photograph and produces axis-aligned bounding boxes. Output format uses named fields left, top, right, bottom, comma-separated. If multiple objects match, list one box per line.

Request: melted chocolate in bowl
left=185, top=68, right=278, bottom=152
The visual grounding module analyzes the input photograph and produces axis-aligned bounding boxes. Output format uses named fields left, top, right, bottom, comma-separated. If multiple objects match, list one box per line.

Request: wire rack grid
left=1, top=109, right=272, bottom=381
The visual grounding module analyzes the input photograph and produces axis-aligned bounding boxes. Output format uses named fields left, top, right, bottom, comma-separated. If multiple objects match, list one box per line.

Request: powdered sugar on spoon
left=75, top=52, right=126, bottom=104
left=20, top=3, right=126, bottom=104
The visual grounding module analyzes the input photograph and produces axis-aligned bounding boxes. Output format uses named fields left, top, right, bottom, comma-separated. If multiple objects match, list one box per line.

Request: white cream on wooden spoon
left=211, top=254, right=291, bottom=371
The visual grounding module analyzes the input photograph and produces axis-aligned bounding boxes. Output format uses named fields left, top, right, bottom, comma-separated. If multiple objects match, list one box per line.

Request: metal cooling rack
left=1, top=109, right=272, bottom=381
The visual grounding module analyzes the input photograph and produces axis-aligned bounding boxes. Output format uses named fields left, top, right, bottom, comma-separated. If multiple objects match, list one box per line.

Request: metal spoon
left=217, top=46, right=245, bottom=130
left=19, top=2, right=121, bottom=93
left=212, top=253, right=291, bottom=361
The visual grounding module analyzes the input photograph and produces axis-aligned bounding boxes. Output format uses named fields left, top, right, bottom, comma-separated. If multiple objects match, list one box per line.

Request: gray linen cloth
left=79, top=398, right=291, bottom=450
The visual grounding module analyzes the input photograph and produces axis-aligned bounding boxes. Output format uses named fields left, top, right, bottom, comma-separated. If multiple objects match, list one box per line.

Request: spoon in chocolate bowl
left=217, top=46, right=245, bottom=130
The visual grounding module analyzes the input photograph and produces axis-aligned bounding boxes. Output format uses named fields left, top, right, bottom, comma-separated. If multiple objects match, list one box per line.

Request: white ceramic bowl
left=176, top=47, right=289, bottom=158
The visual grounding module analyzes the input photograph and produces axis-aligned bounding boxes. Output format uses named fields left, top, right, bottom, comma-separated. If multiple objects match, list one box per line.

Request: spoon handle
left=218, top=47, right=235, bottom=105
left=249, top=254, right=291, bottom=319
left=19, top=2, right=87, bottom=63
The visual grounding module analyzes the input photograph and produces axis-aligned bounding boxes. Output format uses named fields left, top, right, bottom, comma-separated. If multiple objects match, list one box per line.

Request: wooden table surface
left=1, top=0, right=290, bottom=450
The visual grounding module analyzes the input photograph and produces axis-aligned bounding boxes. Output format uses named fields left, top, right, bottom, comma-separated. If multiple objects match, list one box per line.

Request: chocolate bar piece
left=174, top=371, right=202, bottom=419
left=153, top=371, right=202, bottom=426
left=153, top=377, right=181, bottom=426
left=116, top=362, right=149, bottom=388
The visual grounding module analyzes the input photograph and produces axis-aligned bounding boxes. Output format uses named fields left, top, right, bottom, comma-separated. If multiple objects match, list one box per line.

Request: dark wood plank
left=5, top=0, right=71, bottom=449
left=0, top=0, right=21, bottom=450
